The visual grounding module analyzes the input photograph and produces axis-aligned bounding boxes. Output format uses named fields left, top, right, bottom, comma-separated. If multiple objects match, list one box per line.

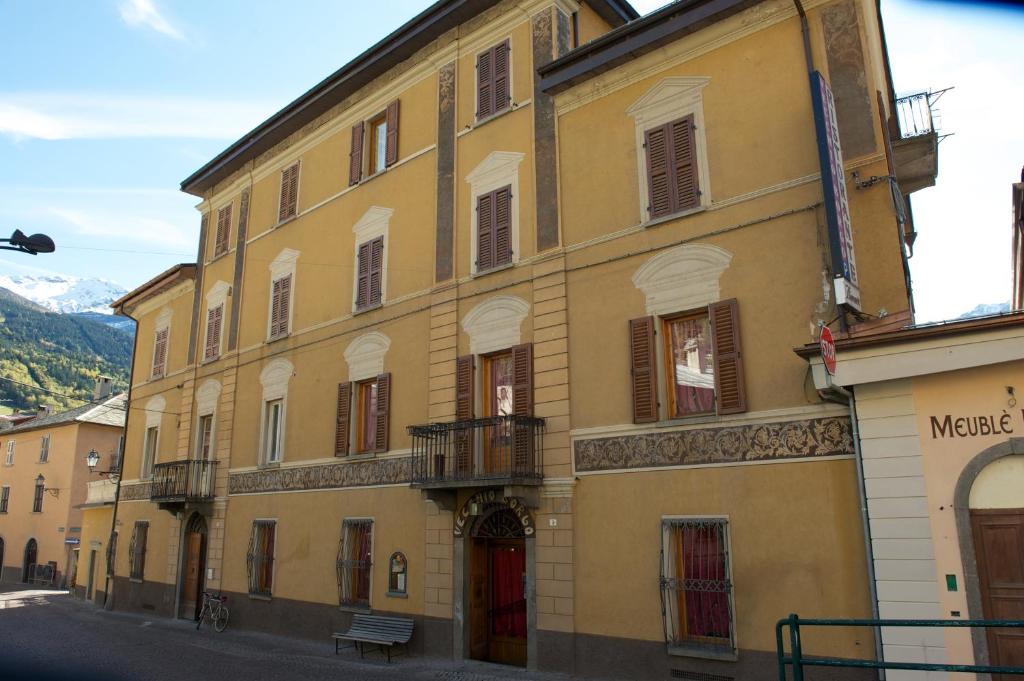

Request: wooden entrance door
left=22, top=539, right=37, bottom=582
left=86, top=550, right=97, bottom=600
left=971, top=508, right=1024, bottom=680
left=487, top=540, right=527, bottom=666
left=181, top=531, right=205, bottom=620
left=469, top=538, right=489, bottom=661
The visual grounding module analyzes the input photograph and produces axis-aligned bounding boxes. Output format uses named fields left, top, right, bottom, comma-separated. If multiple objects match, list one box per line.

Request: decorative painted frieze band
left=228, top=456, right=410, bottom=495
left=119, top=482, right=153, bottom=501
left=573, top=416, right=853, bottom=473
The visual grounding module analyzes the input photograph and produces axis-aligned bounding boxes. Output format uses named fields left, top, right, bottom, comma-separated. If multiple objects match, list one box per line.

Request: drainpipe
left=819, top=384, right=884, bottom=679
left=103, top=312, right=139, bottom=610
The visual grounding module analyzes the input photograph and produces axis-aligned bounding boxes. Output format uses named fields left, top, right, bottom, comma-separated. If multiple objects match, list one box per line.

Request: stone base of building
left=111, top=576, right=176, bottom=617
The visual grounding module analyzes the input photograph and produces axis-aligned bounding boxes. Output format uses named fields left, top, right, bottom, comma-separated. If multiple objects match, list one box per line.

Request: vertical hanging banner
left=811, top=71, right=861, bottom=311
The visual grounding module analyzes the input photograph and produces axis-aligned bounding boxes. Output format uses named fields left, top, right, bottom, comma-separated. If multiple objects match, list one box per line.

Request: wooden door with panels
left=468, top=506, right=528, bottom=667
left=971, top=508, right=1024, bottom=681
left=180, top=514, right=208, bottom=620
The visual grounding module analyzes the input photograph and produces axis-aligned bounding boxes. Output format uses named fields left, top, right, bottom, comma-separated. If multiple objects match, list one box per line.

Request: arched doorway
left=468, top=503, right=528, bottom=666
left=179, top=513, right=208, bottom=620
left=955, top=442, right=1024, bottom=679
left=22, top=538, right=37, bottom=582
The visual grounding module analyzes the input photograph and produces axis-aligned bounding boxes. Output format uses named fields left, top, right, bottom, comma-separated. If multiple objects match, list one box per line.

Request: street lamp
left=85, top=448, right=119, bottom=480
left=1, top=229, right=55, bottom=255
left=36, top=473, right=60, bottom=498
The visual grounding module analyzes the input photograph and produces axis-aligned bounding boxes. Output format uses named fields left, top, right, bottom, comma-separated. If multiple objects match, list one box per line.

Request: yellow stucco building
left=107, top=1, right=937, bottom=678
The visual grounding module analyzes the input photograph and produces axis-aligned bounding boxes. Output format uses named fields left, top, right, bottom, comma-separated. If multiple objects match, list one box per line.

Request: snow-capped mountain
left=0, top=274, right=127, bottom=314
left=957, top=302, right=1011, bottom=319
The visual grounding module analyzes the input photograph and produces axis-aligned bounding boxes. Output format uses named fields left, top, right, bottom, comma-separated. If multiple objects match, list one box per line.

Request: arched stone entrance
left=454, top=491, right=536, bottom=669
left=954, top=438, right=1024, bottom=676
left=178, top=513, right=208, bottom=620
left=22, top=538, right=37, bottom=582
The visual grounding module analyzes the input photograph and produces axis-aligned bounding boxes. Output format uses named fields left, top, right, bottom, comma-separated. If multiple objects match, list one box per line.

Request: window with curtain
left=141, top=426, right=159, bottom=478
left=129, top=521, right=148, bottom=581
left=663, top=313, right=715, bottom=417
left=660, top=517, right=734, bottom=653
left=262, top=400, right=283, bottom=464
left=196, top=414, right=214, bottom=460
left=246, top=520, right=276, bottom=597
left=337, top=519, right=373, bottom=608
left=356, top=380, right=378, bottom=454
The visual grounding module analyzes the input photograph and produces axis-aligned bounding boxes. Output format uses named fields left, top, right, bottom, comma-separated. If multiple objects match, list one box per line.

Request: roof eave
left=111, top=263, right=196, bottom=316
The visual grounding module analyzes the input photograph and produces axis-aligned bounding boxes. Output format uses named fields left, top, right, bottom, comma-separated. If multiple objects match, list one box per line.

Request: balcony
left=83, top=479, right=117, bottom=506
left=890, top=89, right=949, bottom=195
left=409, top=415, right=545, bottom=490
left=150, top=460, right=217, bottom=508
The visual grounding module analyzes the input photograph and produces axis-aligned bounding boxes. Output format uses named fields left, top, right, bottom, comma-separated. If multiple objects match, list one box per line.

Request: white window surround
left=465, top=151, right=524, bottom=275
left=195, top=379, right=222, bottom=459
left=204, top=281, right=231, bottom=360
left=632, top=243, right=732, bottom=316
left=461, top=295, right=530, bottom=356
left=626, top=76, right=713, bottom=224
left=142, top=396, right=165, bottom=478
left=267, top=248, right=300, bottom=340
left=351, top=207, right=393, bottom=312
left=151, top=307, right=172, bottom=377
left=343, top=332, right=391, bottom=382
left=258, top=358, right=294, bottom=465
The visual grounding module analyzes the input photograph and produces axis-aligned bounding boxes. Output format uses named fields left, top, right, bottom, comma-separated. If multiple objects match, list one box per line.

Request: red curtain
left=491, top=547, right=526, bottom=638
left=682, top=526, right=730, bottom=639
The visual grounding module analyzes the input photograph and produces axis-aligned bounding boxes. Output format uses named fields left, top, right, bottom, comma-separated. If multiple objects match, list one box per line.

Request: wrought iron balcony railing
left=409, top=415, right=545, bottom=487
left=150, top=460, right=217, bottom=503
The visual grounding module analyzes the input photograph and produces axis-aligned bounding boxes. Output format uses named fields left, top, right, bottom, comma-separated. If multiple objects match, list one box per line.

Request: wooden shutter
left=349, top=122, right=364, bottom=186
left=368, top=237, right=384, bottom=306
left=355, top=242, right=371, bottom=309
left=645, top=124, right=672, bottom=219
left=493, top=40, right=510, bottom=115
left=215, top=205, right=231, bottom=257
left=374, top=372, right=390, bottom=453
left=477, top=191, right=495, bottom=271
left=671, top=115, right=699, bottom=210
left=494, top=186, right=512, bottom=266
left=629, top=316, right=658, bottom=423
left=269, top=278, right=283, bottom=338
left=277, top=275, right=292, bottom=337
left=477, top=48, right=493, bottom=120
left=152, top=328, right=168, bottom=378
left=205, top=305, right=222, bottom=360
left=456, top=355, right=475, bottom=420
left=511, top=343, right=533, bottom=415
left=385, top=100, right=400, bottom=167
left=335, top=382, right=352, bottom=457
left=278, top=163, right=299, bottom=222
left=710, top=298, right=746, bottom=414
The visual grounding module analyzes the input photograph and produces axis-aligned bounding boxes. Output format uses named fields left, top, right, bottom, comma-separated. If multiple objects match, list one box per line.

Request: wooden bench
left=332, top=614, right=414, bottom=662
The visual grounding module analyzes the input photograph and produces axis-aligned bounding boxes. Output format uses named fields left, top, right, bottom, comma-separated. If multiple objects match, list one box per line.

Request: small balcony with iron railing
left=150, top=460, right=217, bottom=510
left=409, top=415, right=545, bottom=490
left=890, top=88, right=951, bottom=195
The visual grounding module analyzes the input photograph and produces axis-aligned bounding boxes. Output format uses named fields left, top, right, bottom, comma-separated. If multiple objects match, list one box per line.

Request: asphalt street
left=0, top=585, right=576, bottom=681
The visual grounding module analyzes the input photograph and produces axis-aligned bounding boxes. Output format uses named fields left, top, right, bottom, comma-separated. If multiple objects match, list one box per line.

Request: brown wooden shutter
left=269, top=278, right=283, bottom=338
left=385, top=100, right=400, bottom=167
left=645, top=124, right=672, bottom=219
left=477, top=48, right=493, bottom=120
left=477, top=191, right=495, bottom=271
left=205, top=305, right=222, bottom=360
left=456, top=355, right=475, bottom=420
left=374, top=372, right=390, bottom=453
left=710, top=298, right=746, bottom=414
left=355, top=241, right=370, bottom=309
left=494, top=185, right=512, bottom=266
left=368, top=236, right=384, bottom=306
left=493, top=40, right=510, bottom=114
left=511, top=343, right=533, bottom=415
left=215, top=205, right=231, bottom=256
left=278, top=164, right=298, bottom=222
left=671, top=115, right=699, bottom=210
left=349, top=122, right=364, bottom=185
left=152, top=328, right=168, bottom=377
left=629, top=316, right=658, bottom=423
left=335, top=382, right=352, bottom=457
left=277, top=274, right=292, bottom=337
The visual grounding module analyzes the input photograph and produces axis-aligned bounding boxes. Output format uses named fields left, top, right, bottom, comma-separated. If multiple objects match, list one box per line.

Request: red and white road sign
left=820, top=325, right=837, bottom=376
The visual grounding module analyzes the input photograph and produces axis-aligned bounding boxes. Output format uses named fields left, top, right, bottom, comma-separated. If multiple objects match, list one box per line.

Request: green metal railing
left=776, top=614, right=1024, bottom=680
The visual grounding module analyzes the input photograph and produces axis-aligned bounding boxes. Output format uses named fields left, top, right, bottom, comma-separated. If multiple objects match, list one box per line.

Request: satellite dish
left=7, top=229, right=55, bottom=254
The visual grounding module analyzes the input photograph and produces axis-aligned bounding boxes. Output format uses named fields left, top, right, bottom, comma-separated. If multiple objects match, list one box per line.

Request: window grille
left=660, top=518, right=734, bottom=652
left=129, top=521, right=148, bottom=581
left=338, top=519, right=373, bottom=608
left=246, top=520, right=276, bottom=597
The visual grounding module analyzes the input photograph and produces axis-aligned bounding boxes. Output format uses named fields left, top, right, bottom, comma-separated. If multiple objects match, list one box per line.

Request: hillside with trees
left=0, top=286, right=131, bottom=412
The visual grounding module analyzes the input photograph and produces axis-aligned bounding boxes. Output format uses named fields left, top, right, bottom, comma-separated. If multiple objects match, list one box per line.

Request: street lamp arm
left=1, top=230, right=55, bottom=255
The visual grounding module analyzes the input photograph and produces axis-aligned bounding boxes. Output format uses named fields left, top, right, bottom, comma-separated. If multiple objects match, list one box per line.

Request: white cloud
left=48, top=207, right=195, bottom=250
left=0, top=93, right=276, bottom=141
left=118, top=0, right=184, bottom=40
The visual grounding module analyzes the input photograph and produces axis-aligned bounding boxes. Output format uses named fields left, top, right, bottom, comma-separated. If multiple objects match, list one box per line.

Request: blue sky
left=0, top=0, right=1020, bottom=321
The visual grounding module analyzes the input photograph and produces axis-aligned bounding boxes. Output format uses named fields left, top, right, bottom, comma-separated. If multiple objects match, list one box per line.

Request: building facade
left=108, top=1, right=936, bottom=678
left=0, top=392, right=124, bottom=590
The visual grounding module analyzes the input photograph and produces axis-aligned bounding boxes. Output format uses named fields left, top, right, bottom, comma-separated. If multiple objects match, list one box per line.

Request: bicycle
left=196, top=591, right=229, bottom=632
